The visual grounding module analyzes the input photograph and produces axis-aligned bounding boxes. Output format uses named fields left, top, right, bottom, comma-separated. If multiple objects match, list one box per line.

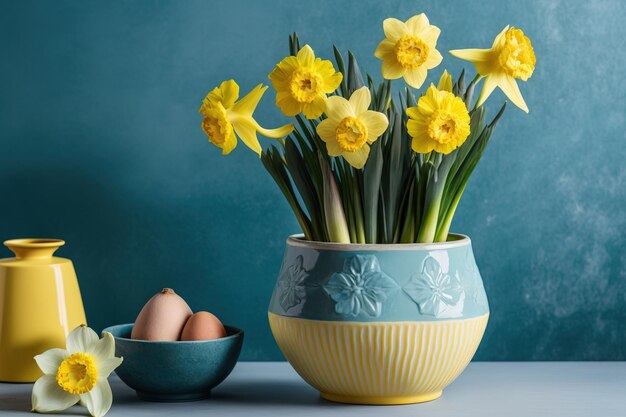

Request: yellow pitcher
left=0, top=238, right=87, bottom=382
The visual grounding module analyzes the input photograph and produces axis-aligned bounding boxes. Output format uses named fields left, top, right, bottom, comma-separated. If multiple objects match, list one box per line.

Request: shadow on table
left=209, top=381, right=366, bottom=409
left=210, top=380, right=334, bottom=407
left=110, top=379, right=352, bottom=410
left=109, top=377, right=335, bottom=408
left=0, top=387, right=83, bottom=415
left=0, top=391, right=30, bottom=413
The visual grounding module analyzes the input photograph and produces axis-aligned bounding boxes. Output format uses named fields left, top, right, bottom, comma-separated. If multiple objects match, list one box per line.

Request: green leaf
left=453, top=69, right=465, bottom=97
left=417, top=153, right=456, bottom=243
left=435, top=102, right=507, bottom=241
left=289, top=33, right=301, bottom=56
left=363, top=139, right=383, bottom=243
left=464, top=74, right=479, bottom=109
left=447, top=106, right=485, bottom=187
left=381, top=111, right=404, bottom=242
left=261, top=146, right=313, bottom=239
left=352, top=172, right=366, bottom=243
left=347, top=51, right=365, bottom=95
left=397, top=176, right=416, bottom=243
left=333, top=46, right=348, bottom=97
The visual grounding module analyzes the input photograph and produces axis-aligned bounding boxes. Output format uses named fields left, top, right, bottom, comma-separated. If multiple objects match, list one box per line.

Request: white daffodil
left=32, top=325, right=123, bottom=417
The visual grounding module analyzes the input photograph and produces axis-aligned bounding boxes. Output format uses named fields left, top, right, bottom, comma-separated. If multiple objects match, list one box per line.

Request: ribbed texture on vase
left=268, top=313, right=489, bottom=404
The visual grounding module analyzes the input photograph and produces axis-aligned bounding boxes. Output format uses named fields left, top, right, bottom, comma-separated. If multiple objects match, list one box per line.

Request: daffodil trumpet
left=199, top=80, right=294, bottom=156
left=450, top=26, right=536, bottom=113
left=375, top=14, right=443, bottom=88
left=31, top=325, right=123, bottom=417
left=269, top=44, right=343, bottom=119
left=199, top=14, right=534, bottom=244
left=316, top=87, right=389, bottom=169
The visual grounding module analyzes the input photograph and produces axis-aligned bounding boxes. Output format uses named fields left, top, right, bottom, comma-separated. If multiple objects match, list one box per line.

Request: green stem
left=416, top=191, right=443, bottom=243
left=347, top=212, right=357, bottom=243
left=417, top=154, right=454, bottom=243
left=337, top=161, right=357, bottom=243
left=320, top=156, right=350, bottom=243
left=352, top=184, right=366, bottom=243
left=343, top=180, right=357, bottom=243
left=399, top=215, right=415, bottom=243
left=434, top=183, right=466, bottom=242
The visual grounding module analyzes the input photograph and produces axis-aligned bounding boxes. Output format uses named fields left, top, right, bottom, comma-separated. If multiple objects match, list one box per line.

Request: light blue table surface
left=1, top=362, right=624, bottom=417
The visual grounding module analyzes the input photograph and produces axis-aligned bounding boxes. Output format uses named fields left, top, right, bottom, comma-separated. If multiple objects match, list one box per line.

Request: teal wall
left=1, top=0, right=625, bottom=360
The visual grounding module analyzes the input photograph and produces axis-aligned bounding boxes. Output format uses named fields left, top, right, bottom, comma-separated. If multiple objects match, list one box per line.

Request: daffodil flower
left=199, top=80, right=294, bottom=156
left=269, top=45, right=343, bottom=119
left=31, top=325, right=123, bottom=417
left=407, top=73, right=471, bottom=154
left=375, top=14, right=443, bottom=89
left=450, top=26, right=536, bottom=112
left=316, top=87, right=389, bottom=169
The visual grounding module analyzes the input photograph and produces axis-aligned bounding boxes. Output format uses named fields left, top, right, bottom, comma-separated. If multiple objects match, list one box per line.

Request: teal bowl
left=102, top=323, right=243, bottom=402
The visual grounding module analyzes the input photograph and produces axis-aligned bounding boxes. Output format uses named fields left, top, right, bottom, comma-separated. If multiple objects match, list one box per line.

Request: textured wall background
left=1, top=0, right=625, bottom=360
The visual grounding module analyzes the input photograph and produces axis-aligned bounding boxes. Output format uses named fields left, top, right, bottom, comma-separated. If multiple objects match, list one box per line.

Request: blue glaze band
left=268, top=234, right=489, bottom=322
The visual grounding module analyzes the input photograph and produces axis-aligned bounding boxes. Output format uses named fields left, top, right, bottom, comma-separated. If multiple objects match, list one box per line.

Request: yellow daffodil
left=407, top=79, right=471, bottom=154
left=199, top=80, right=294, bottom=156
left=374, top=14, right=443, bottom=89
left=316, top=87, right=389, bottom=169
left=31, top=325, right=123, bottom=417
left=269, top=45, right=343, bottom=119
left=450, top=26, right=536, bottom=112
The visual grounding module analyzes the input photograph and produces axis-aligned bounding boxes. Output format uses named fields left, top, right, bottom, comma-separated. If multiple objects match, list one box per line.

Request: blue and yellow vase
left=268, top=234, right=489, bottom=405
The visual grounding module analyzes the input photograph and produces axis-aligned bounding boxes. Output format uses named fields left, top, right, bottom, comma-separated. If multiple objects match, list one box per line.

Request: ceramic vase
left=268, top=234, right=489, bottom=405
left=0, top=239, right=87, bottom=382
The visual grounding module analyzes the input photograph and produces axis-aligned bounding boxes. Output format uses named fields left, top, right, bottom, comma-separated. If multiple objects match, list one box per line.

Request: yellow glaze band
left=269, top=312, right=489, bottom=405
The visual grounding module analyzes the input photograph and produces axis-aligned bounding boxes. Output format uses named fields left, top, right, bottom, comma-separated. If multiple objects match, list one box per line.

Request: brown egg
left=181, top=311, right=227, bottom=341
left=131, top=288, right=192, bottom=341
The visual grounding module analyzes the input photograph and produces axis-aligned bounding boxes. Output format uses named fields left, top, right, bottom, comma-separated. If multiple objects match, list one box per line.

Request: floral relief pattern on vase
left=277, top=255, right=309, bottom=311
left=465, top=249, right=488, bottom=306
left=323, top=255, right=398, bottom=318
left=403, top=256, right=465, bottom=318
